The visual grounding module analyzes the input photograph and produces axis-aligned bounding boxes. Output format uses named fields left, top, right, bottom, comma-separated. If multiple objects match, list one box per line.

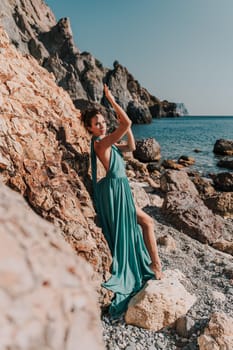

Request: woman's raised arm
left=95, top=85, right=132, bottom=150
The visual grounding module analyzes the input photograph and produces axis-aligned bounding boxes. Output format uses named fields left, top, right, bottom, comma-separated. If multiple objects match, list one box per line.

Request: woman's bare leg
left=136, top=206, right=164, bottom=279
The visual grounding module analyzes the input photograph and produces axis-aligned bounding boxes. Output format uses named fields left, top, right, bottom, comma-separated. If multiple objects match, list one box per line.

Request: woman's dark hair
left=81, top=108, right=103, bottom=129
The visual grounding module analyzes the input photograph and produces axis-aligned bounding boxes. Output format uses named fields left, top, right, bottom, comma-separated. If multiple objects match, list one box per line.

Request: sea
left=132, top=116, right=233, bottom=175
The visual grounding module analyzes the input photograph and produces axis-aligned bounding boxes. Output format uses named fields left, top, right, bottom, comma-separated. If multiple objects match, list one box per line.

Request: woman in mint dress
left=82, top=84, right=163, bottom=318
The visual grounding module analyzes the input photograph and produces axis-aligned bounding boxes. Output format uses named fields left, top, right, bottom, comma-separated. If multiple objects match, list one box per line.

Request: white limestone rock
left=0, top=183, right=104, bottom=350
left=125, top=269, right=196, bottom=331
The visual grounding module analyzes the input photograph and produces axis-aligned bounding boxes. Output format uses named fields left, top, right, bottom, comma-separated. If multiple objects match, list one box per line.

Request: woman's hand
left=104, top=84, right=115, bottom=104
left=150, top=263, right=164, bottom=280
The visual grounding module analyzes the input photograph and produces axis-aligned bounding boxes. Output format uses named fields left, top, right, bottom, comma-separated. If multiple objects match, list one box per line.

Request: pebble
left=125, top=343, right=136, bottom=350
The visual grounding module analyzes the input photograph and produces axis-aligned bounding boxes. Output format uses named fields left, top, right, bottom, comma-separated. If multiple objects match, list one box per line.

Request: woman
left=82, top=84, right=163, bottom=318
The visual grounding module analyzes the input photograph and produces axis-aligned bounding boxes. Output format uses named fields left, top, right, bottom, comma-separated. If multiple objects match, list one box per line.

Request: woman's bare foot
left=150, top=263, right=164, bottom=280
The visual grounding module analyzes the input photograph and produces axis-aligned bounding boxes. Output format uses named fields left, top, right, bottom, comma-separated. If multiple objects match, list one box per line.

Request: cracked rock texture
left=0, top=182, right=104, bottom=350
left=0, top=27, right=112, bottom=299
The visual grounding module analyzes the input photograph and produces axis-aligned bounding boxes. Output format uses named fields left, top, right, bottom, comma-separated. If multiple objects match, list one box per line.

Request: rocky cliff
left=0, top=0, right=188, bottom=123
left=175, top=102, right=189, bottom=116
left=0, top=27, right=112, bottom=304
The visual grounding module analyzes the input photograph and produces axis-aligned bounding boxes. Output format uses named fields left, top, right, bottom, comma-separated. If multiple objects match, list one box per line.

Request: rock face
left=198, top=312, right=233, bottom=350
left=0, top=182, right=104, bottom=350
left=0, top=28, right=111, bottom=288
left=0, top=0, right=56, bottom=55
left=213, top=139, right=233, bottom=156
left=125, top=269, right=196, bottom=331
left=0, top=0, right=184, bottom=122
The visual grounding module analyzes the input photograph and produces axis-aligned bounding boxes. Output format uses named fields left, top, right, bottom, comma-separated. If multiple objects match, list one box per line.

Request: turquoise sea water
left=132, top=116, right=233, bottom=175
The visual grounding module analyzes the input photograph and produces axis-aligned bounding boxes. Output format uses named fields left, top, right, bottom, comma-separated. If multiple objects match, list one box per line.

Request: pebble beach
left=101, top=191, right=233, bottom=350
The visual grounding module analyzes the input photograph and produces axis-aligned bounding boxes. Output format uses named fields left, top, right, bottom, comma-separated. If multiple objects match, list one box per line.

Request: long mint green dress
left=91, top=138, right=154, bottom=318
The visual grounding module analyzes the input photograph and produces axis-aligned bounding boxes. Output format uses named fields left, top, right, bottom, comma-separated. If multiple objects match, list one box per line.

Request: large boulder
left=198, top=312, right=233, bottom=350
left=0, top=182, right=104, bottom=350
left=133, top=138, right=161, bottom=162
left=213, top=139, right=233, bottom=156
left=125, top=269, right=196, bottom=331
left=161, top=170, right=224, bottom=244
left=162, top=191, right=223, bottom=244
left=160, top=170, right=199, bottom=196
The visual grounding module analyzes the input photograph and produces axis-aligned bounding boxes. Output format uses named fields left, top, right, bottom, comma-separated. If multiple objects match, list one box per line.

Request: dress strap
left=90, top=137, right=98, bottom=210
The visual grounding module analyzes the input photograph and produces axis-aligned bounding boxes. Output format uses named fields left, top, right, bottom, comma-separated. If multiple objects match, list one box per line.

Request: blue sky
left=45, top=0, right=233, bottom=116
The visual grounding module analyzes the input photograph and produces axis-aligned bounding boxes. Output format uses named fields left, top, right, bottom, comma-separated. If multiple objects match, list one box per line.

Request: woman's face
left=89, top=113, right=107, bottom=136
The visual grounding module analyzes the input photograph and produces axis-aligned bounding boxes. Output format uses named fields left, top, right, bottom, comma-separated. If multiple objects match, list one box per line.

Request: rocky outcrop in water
left=0, top=0, right=188, bottom=122
left=175, top=102, right=189, bottom=116
left=133, top=138, right=161, bottom=162
left=213, top=139, right=233, bottom=156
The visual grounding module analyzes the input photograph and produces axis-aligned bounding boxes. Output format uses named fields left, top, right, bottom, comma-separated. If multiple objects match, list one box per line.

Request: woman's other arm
left=115, top=129, right=136, bottom=152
